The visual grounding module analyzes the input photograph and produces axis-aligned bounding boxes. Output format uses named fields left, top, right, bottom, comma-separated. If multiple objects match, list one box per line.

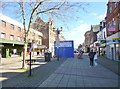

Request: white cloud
left=97, top=13, right=106, bottom=20
left=63, top=23, right=90, bottom=48
left=90, top=13, right=97, bottom=16
left=90, top=12, right=106, bottom=20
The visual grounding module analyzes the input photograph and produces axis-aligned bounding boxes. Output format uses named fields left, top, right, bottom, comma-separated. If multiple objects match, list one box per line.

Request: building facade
left=97, top=20, right=107, bottom=56
left=0, top=14, right=24, bottom=58
left=84, top=31, right=91, bottom=53
left=90, top=25, right=100, bottom=51
left=0, top=14, right=43, bottom=58
left=33, top=17, right=65, bottom=57
left=105, top=1, right=120, bottom=61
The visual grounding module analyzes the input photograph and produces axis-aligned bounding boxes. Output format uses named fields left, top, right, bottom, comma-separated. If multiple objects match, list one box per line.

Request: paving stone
left=1, top=54, right=119, bottom=88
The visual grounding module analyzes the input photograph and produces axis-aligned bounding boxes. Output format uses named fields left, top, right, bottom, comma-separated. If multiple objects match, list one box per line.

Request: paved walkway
left=38, top=54, right=119, bottom=87
left=1, top=57, right=66, bottom=87
left=98, top=56, right=120, bottom=76
left=1, top=53, right=119, bottom=88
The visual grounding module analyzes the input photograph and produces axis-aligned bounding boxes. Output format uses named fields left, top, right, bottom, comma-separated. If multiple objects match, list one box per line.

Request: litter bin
left=44, top=52, right=51, bottom=62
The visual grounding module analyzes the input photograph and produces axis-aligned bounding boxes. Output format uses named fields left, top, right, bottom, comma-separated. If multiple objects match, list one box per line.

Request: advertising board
left=54, top=40, right=74, bottom=58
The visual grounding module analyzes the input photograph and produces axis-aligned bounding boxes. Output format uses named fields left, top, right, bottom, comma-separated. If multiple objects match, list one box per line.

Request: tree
left=1, top=0, right=88, bottom=68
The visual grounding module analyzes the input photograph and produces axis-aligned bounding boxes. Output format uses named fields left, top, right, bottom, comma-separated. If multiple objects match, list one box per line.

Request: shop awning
left=106, top=40, right=120, bottom=45
left=37, top=45, right=47, bottom=49
left=0, top=44, right=4, bottom=47
left=32, top=45, right=47, bottom=52
left=0, top=39, right=24, bottom=45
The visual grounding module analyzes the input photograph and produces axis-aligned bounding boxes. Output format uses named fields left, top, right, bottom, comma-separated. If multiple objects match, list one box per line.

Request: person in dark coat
left=88, top=50, right=95, bottom=67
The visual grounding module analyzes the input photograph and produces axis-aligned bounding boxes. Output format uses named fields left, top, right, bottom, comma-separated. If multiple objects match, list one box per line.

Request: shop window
left=1, top=33, right=6, bottom=39
left=2, top=20, right=6, bottom=27
left=10, top=35, right=14, bottom=40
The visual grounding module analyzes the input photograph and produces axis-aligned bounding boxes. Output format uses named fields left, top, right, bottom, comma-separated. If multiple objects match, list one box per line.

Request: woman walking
left=94, top=52, right=98, bottom=66
left=88, top=50, right=95, bottom=67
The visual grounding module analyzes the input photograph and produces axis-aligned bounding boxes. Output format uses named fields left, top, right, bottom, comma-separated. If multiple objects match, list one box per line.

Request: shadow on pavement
left=2, top=57, right=66, bottom=87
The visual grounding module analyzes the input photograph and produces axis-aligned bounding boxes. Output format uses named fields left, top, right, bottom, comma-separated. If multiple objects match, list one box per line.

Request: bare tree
left=1, top=0, right=88, bottom=68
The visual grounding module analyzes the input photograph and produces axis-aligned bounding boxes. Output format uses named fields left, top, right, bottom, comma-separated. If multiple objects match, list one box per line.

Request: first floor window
left=1, top=33, right=6, bottom=39
left=10, top=35, right=14, bottom=40
left=17, top=36, right=21, bottom=41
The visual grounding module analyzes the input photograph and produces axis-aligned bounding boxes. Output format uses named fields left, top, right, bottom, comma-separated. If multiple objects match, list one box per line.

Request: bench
left=25, top=59, right=36, bottom=65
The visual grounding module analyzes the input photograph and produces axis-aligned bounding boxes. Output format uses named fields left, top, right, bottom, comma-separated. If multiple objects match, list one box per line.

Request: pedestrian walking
left=94, top=52, right=98, bottom=66
left=88, top=50, right=95, bottom=67
left=0, top=51, right=1, bottom=64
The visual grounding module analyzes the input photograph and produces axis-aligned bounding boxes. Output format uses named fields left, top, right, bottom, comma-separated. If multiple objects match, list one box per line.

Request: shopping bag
left=77, top=53, right=81, bottom=59
left=94, top=61, right=98, bottom=66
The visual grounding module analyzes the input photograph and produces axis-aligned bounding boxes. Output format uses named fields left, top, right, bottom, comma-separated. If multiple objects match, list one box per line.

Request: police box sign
left=55, top=41, right=72, bottom=47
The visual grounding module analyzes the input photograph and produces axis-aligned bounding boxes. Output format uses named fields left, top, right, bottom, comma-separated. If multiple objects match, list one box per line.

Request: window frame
left=10, top=34, right=14, bottom=40
left=1, top=32, right=6, bottom=39
left=18, top=27, right=21, bottom=32
left=17, top=36, right=21, bottom=41
left=2, top=20, right=6, bottom=27
left=10, top=24, right=14, bottom=30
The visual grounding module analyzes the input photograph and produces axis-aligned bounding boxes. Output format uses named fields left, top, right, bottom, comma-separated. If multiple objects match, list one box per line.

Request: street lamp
left=53, top=27, right=62, bottom=61
left=28, top=40, right=33, bottom=76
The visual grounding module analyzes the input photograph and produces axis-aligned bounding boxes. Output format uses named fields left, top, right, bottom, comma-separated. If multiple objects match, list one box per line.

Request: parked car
left=74, top=50, right=78, bottom=53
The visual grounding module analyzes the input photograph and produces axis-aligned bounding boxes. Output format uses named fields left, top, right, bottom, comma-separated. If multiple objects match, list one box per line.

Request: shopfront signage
left=106, top=40, right=120, bottom=45
left=107, top=25, right=116, bottom=32
left=112, top=38, right=120, bottom=40
left=100, top=40, right=106, bottom=44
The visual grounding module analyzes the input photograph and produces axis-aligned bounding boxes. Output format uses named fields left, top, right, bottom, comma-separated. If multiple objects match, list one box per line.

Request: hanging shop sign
left=112, top=38, right=120, bottom=40
left=100, top=40, right=106, bottom=44
left=107, top=25, right=116, bottom=32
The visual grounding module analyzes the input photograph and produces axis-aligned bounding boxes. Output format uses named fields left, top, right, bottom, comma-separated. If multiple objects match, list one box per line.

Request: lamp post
left=28, top=40, right=33, bottom=76
left=53, top=27, right=62, bottom=61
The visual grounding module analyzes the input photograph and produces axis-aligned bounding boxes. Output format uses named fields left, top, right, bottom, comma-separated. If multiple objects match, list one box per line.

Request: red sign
left=107, top=26, right=116, bottom=32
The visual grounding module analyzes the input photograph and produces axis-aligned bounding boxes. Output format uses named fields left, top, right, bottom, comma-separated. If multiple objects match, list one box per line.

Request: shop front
left=0, top=39, right=24, bottom=58
left=106, top=40, right=120, bottom=61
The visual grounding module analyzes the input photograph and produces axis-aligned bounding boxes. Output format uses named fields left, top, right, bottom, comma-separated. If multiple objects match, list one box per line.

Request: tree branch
left=36, top=1, right=66, bottom=15
left=26, top=1, right=44, bottom=34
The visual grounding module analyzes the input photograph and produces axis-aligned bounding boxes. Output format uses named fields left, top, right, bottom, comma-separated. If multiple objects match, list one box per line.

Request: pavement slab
left=38, top=54, right=119, bottom=88
left=1, top=54, right=119, bottom=88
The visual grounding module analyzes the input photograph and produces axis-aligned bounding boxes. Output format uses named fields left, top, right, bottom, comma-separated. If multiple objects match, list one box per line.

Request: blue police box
left=54, top=40, right=74, bottom=58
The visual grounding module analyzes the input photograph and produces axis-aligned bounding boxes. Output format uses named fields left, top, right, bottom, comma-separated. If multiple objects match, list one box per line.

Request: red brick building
left=0, top=14, right=43, bottom=58
left=33, top=17, right=65, bottom=56
left=105, top=1, right=120, bottom=61
left=106, top=1, right=120, bottom=36
left=84, top=31, right=91, bottom=53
